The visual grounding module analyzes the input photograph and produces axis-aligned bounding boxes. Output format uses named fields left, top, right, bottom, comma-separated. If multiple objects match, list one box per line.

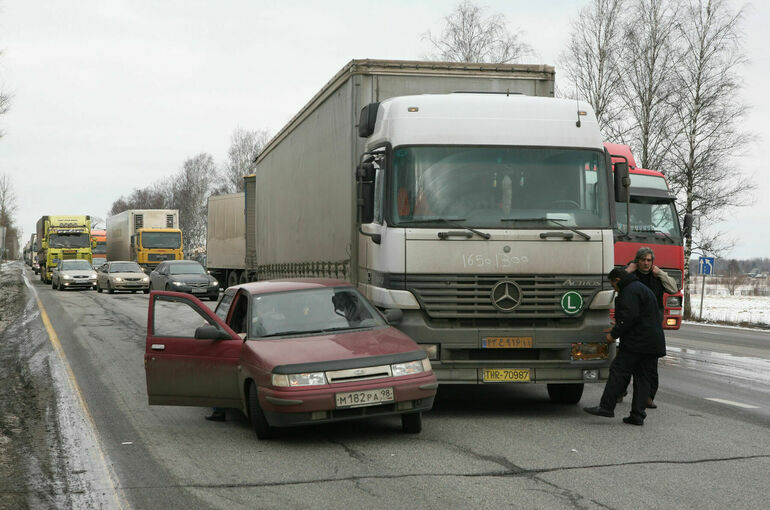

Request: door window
left=215, top=292, right=235, bottom=321
left=152, top=295, right=218, bottom=338
left=227, top=293, right=249, bottom=334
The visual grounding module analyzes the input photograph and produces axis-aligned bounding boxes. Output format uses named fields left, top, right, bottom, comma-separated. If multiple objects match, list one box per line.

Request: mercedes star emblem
left=490, top=280, right=522, bottom=312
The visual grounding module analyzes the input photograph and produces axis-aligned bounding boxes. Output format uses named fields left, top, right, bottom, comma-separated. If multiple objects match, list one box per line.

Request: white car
left=51, top=259, right=98, bottom=291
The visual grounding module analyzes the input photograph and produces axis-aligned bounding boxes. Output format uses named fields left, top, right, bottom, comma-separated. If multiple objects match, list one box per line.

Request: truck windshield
left=141, top=231, right=181, bottom=249
left=93, top=241, right=107, bottom=254
left=615, top=199, right=682, bottom=241
left=388, top=146, right=611, bottom=229
left=49, top=233, right=90, bottom=248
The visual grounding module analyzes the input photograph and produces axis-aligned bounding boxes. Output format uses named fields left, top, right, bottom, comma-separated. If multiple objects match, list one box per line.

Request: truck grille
left=148, top=253, right=175, bottom=262
left=394, top=274, right=606, bottom=319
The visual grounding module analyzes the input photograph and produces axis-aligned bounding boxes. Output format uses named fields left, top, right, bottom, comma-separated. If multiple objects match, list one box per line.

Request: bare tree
left=666, top=0, right=753, bottom=317
left=560, top=0, right=626, bottom=135
left=108, top=180, right=172, bottom=216
left=722, top=259, right=746, bottom=296
left=0, top=173, right=18, bottom=229
left=170, top=153, right=215, bottom=255
left=423, top=1, right=532, bottom=64
left=617, top=0, right=681, bottom=170
left=219, top=128, right=270, bottom=193
left=0, top=49, right=10, bottom=138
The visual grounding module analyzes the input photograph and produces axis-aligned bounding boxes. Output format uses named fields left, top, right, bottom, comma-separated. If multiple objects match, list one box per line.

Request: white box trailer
left=209, top=59, right=631, bottom=402
left=106, top=209, right=182, bottom=268
left=206, top=193, right=246, bottom=287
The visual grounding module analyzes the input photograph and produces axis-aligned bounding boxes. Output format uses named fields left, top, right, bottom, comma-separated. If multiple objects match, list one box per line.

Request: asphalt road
left=20, top=266, right=770, bottom=509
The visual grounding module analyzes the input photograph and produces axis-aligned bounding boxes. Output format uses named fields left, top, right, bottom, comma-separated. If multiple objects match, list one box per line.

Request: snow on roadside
left=688, top=293, right=770, bottom=326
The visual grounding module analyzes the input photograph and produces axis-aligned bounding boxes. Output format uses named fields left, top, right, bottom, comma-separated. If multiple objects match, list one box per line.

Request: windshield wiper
left=631, top=228, right=675, bottom=243
left=397, top=218, right=490, bottom=240
left=502, top=217, right=591, bottom=240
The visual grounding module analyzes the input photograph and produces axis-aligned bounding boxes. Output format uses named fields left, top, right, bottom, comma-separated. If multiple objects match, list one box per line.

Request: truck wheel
left=227, top=271, right=239, bottom=288
left=247, top=381, right=278, bottom=439
left=239, top=272, right=249, bottom=284
left=401, top=412, right=422, bottom=433
left=547, top=383, right=584, bottom=404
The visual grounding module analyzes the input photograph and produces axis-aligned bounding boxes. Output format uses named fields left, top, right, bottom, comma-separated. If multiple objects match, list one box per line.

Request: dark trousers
left=600, top=349, right=658, bottom=421
left=633, top=360, right=658, bottom=400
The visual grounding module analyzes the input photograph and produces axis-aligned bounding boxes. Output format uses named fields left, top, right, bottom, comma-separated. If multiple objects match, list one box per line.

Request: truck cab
left=134, top=228, right=183, bottom=269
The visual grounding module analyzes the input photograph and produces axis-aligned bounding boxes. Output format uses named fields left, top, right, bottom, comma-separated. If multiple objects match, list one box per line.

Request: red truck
left=606, top=143, right=692, bottom=329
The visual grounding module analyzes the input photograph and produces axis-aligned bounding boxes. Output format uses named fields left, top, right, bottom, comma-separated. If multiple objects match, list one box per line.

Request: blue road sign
left=699, top=257, right=715, bottom=275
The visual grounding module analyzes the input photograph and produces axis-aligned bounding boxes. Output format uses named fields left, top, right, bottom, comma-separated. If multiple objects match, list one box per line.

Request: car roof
left=231, top=278, right=352, bottom=295
left=164, top=260, right=200, bottom=264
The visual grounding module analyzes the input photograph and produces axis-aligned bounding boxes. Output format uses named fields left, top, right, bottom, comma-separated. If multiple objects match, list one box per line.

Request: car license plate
left=483, top=336, right=533, bottom=348
left=335, top=387, right=394, bottom=408
left=483, top=368, right=531, bottom=382
left=191, top=288, right=206, bottom=293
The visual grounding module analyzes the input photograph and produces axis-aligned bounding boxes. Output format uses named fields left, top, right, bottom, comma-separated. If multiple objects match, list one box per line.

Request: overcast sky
left=1, top=0, right=767, bottom=259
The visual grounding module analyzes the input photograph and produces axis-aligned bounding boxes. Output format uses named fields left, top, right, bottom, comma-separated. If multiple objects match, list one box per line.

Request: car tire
left=107, top=282, right=115, bottom=294
left=547, top=383, right=584, bottom=404
left=97, top=283, right=102, bottom=293
left=247, top=381, right=278, bottom=440
left=209, top=294, right=219, bottom=302
left=143, top=289, right=150, bottom=294
left=401, top=412, right=422, bottom=434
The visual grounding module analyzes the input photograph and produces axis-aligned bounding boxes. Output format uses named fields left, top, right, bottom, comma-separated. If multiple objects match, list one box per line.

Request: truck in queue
left=36, top=215, right=93, bottom=283
left=606, top=143, right=692, bottom=329
left=90, top=229, right=107, bottom=268
left=106, top=209, right=183, bottom=271
left=205, top=59, right=629, bottom=403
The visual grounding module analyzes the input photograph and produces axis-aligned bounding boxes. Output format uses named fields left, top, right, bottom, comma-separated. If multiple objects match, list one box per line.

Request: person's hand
left=652, top=265, right=661, bottom=276
left=626, top=262, right=637, bottom=273
left=605, top=333, right=614, bottom=343
left=603, top=326, right=613, bottom=333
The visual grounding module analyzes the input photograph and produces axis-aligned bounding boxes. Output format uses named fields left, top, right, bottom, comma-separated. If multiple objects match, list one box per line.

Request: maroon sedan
left=144, top=279, right=437, bottom=439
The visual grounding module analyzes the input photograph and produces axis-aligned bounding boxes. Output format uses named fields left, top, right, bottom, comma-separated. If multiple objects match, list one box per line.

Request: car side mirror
left=194, top=324, right=231, bottom=340
left=384, top=308, right=403, bottom=325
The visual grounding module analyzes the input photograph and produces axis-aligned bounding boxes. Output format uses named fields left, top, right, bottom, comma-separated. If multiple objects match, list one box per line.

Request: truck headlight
left=391, top=359, right=430, bottom=376
left=418, top=344, right=439, bottom=360
left=571, top=343, right=609, bottom=360
left=666, top=296, right=682, bottom=308
left=272, top=372, right=327, bottom=387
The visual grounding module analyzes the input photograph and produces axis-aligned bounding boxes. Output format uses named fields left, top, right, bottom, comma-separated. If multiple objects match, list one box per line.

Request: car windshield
left=169, top=263, right=206, bottom=275
left=110, top=262, right=143, bottom=273
left=141, top=231, right=181, bottom=249
left=251, top=287, right=386, bottom=338
left=615, top=199, right=682, bottom=241
left=387, top=146, right=611, bottom=229
left=49, top=233, right=90, bottom=248
left=61, top=260, right=93, bottom=271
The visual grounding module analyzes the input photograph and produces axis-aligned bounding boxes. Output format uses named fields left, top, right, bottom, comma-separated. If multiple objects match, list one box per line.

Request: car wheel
left=97, top=282, right=102, bottom=293
left=247, top=381, right=278, bottom=440
left=547, top=383, right=584, bottom=404
left=143, top=289, right=150, bottom=294
left=401, top=412, right=422, bottom=434
left=107, top=282, right=115, bottom=294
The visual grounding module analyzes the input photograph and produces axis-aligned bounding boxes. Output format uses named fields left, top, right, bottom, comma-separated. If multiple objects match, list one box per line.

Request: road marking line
left=705, top=398, right=760, bottom=409
left=25, top=272, right=128, bottom=510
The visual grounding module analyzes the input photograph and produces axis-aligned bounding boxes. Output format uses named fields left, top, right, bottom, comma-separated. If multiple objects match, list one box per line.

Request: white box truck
left=206, top=59, right=629, bottom=403
left=106, top=209, right=183, bottom=270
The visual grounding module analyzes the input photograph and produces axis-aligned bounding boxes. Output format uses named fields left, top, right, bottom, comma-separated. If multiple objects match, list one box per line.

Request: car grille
left=392, top=274, right=606, bottom=319
left=189, top=282, right=208, bottom=288
left=73, top=275, right=88, bottom=279
left=125, top=277, right=141, bottom=282
left=325, top=365, right=392, bottom=384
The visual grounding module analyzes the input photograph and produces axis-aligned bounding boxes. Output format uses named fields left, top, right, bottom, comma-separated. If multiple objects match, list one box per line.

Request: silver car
left=51, top=259, right=98, bottom=291
left=96, top=261, right=151, bottom=294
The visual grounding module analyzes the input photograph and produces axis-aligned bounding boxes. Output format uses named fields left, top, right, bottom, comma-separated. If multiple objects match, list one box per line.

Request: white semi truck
left=106, top=209, right=183, bottom=270
left=206, top=59, right=629, bottom=403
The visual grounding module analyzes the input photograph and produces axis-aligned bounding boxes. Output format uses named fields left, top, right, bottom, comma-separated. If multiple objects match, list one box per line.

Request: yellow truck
left=36, top=215, right=93, bottom=283
left=106, top=209, right=183, bottom=271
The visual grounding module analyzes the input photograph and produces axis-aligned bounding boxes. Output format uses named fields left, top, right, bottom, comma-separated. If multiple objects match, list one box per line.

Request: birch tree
left=423, top=1, right=532, bottom=63
left=560, top=0, right=626, bottom=135
left=0, top=49, right=9, bottom=138
left=170, top=153, right=215, bottom=255
left=220, top=128, right=270, bottom=193
left=666, top=0, right=753, bottom=317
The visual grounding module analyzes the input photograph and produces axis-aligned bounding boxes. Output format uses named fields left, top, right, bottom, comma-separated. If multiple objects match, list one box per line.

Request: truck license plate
left=483, top=337, right=533, bottom=348
left=483, top=369, right=531, bottom=382
left=335, top=387, right=394, bottom=408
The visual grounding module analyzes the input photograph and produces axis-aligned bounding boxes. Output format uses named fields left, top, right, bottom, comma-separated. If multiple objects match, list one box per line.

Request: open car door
left=145, top=291, right=242, bottom=408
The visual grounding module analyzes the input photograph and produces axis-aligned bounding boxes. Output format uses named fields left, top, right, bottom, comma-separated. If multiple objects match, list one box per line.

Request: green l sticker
left=561, top=291, right=583, bottom=315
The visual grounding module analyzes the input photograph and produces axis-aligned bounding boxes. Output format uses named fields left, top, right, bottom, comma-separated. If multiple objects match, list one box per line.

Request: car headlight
left=172, top=281, right=184, bottom=286
left=391, top=359, right=431, bottom=377
left=62, top=274, right=73, bottom=280
left=89, top=273, right=97, bottom=279
left=142, top=277, right=149, bottom=282
left=665, top=296, right=682, bottom=308
left=113, top=277, right=123, bottom=282
left=271, top=372, right=327, bottom=387
left=210, top=280, right=219, bottom=287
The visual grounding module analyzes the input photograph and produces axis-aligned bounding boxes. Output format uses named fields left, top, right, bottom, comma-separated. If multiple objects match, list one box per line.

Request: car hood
left=109, top=272, right=147, bottom=279
left=61, top=270, right=95, bottom=277
left=243, top=327, right=423, bottom=371
left=168, top=274, right=212, bottom=284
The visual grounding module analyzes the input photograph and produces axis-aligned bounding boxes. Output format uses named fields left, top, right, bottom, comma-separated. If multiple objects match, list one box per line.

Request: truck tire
left=239, top=272, right=249, bottom=284
left=401, top=412, right=422, bottom=433
left=547, top=383, right=584, bottom=404
left=247, top=381, right=278, bottom=440
left=227, top=271, right=239, bottom=288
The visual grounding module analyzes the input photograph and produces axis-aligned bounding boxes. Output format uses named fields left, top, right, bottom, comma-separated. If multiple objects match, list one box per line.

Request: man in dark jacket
left=584, top=268, right=666, bottom=425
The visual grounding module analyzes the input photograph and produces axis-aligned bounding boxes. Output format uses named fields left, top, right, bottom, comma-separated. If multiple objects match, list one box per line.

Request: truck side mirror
left=613, top=161, right=629, bottom=203
left=356, top=156, right=376, bottom=225
left=683, top=213, right=694, bottom=238
left=358, top=102, right=380, bottom=138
